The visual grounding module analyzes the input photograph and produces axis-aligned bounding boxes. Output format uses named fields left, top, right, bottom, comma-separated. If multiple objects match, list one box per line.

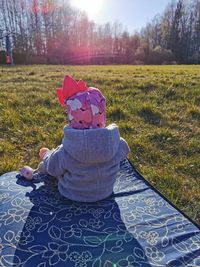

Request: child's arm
left=119, top=138, right=130, bottom=161
left=42, top=145, right=66, bottom=178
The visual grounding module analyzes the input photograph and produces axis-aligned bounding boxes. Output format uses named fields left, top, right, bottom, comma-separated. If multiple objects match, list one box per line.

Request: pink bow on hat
left=57, top=75, right=87, bottom=106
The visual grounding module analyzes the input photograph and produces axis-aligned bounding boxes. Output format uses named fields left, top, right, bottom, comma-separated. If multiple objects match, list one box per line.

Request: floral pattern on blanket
left=0, top=160, right=200, bottom=267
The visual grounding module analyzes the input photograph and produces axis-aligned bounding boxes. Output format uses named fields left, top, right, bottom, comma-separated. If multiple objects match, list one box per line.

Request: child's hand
left=39, top=147, right=49, bottom=160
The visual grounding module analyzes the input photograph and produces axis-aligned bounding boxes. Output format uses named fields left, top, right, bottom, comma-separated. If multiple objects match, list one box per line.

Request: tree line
left=0, top=0, right=199, bottom=64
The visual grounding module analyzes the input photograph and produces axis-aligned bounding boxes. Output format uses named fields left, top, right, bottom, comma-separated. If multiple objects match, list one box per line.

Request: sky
left=70, top=0, right=172, bottom=33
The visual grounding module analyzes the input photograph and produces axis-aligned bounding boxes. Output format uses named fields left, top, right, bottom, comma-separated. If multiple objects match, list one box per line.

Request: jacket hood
left=62, top=123, right=120, bottom=164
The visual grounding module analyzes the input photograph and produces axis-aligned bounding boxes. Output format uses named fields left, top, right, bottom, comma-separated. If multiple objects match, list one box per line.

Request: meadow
left=0, top=64, right=199, bottom=224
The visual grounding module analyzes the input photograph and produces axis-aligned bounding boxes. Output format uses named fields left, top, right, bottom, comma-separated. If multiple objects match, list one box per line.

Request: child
left=20, top=75, right=130, bottom=202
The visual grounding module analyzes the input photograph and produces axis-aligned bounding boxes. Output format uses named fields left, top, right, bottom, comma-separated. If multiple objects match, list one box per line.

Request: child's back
left=44, top=123, right=129, bottom=202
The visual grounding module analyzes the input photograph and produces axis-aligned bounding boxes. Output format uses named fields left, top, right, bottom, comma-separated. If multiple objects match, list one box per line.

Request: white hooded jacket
left=43, top=123, right=130, bottom=202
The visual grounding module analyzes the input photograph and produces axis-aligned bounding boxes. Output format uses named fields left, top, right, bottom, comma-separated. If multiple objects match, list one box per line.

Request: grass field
left=0, top=64, right=199, bottom=225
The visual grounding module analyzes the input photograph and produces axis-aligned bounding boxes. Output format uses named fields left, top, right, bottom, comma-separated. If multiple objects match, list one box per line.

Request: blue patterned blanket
left=0, top=160, right=200, bottom=267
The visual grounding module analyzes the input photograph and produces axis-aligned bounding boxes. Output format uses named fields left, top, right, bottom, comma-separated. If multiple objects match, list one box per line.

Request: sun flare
left=71, top=0, right=104, bottom=19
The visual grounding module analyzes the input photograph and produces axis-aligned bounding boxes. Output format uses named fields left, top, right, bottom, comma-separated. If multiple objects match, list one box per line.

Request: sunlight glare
left=71, top=0, right=104, bottom=19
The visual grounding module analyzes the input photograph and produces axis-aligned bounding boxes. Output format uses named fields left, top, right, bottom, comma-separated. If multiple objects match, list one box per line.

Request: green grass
left=0, top=64, right=199, bottom=225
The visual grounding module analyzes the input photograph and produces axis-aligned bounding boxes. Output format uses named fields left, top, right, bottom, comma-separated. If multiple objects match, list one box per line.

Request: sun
left=71, top=0, right=104, bottom=19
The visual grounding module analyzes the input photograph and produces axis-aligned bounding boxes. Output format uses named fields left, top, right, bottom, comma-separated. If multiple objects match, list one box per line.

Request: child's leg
left=36, top=161, right=47, bottom=174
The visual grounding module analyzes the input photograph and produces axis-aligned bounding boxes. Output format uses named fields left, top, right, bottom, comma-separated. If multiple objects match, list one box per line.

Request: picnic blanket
left=0, top=159, right=200, bottom=267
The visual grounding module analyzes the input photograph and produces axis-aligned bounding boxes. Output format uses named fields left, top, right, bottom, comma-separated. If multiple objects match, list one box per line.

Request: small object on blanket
left=19, top=166, right=34, bottom=180
left=20, top=161, right=47, bottom=181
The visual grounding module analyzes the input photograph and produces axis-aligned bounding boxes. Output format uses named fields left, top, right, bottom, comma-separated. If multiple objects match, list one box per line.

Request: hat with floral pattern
left=57, top=76, right=106, bottom=129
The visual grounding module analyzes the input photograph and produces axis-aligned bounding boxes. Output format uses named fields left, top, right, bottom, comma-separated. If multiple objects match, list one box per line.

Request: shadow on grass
left=138, top=106, right=162, bottom=125
left=108, top=108, right=127, bottom=121
left=163, top=87, right=178, bottom=100
left=138, top=82, right=157, bottom=93
left=189, top=109, right=200, bottom=121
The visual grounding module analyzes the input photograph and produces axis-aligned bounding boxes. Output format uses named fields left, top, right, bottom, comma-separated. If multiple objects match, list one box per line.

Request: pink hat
left=57, top=76, right=106, bottom=129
